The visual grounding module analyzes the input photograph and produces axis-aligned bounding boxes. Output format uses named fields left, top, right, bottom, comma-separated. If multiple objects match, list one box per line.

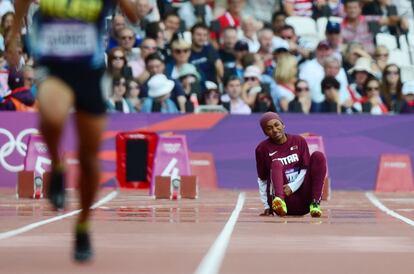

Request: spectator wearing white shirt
left=299, top=41, right=333, bottom=111
left=323, top=57, right=350, bottom=104
left=240, top=16, right=261, bottom=53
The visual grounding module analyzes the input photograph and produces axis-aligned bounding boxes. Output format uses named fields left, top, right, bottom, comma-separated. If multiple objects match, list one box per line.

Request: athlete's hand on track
left=259, top=208, right=274, bottom=216
left=283, top=184, right=293, bottom=196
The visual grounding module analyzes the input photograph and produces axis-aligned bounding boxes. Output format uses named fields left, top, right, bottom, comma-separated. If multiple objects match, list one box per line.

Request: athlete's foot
left=74, top=224, right=93, bottom=263
left=272, top=197, right=287, bottom=217
left=309, top=202, right=322, bottom=218
left=48, top=168, right=65, bottom=210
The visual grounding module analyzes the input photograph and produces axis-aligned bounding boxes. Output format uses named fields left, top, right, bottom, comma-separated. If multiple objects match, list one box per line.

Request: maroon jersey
left=255, top=134, right=310, bottom=183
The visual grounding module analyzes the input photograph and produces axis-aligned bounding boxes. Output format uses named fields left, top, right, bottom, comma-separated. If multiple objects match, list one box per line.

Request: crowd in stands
left=0, top=0, right=414, bottom=114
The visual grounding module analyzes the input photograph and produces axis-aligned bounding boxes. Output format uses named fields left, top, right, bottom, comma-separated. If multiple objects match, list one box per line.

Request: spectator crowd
left=1, top=0, right=414, bottom=114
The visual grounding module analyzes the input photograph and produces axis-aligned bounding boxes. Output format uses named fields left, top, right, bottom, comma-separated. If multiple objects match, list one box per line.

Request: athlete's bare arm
left=6, top=0, right=31, bottom=67
left=118, top=0, right=140, bottom=23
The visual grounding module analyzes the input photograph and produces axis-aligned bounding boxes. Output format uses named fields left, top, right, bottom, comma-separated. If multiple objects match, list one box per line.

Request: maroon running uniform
left=255, top=134, right=327, bottom=215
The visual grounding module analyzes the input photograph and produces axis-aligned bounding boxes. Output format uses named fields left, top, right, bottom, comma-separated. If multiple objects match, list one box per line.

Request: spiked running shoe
left=48, top=169, right=65, bottom=210
left=310, top=202, right=322, bottom=218
left=272, top=197, right=287, bottom=216
left=74, top=230, right=93, bottom=262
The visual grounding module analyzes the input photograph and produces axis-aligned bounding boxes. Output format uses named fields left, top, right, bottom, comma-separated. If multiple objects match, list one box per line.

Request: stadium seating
left=388, top=49, right=412, bottom=66
left=286, top=16, right=318, bottom=37
left=375, top=33, right=398, bottom=51
left=400, top=65, right=414, bottom=82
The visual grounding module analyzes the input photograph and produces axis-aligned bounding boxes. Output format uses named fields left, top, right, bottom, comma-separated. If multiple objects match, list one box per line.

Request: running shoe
left=74, top=230, right=93, bottom=262
left=47, top=169, right=65, bottom=210
left=309, top=202, right=322, bottom=218
left=272, top=197, right=287, bottom=216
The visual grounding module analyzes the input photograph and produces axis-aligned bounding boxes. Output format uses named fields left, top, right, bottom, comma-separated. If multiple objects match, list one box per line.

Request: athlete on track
left=255, top=112, right=327, bottom=217
left=7, top=0, right=139, bottom=262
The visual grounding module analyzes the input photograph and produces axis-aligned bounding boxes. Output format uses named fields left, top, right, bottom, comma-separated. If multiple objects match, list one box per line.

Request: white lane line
left=0, top=190, right=118, bottom=241
left=193, top=192, right=246, bottom=274
left=365, top=192, right=414, bottom=227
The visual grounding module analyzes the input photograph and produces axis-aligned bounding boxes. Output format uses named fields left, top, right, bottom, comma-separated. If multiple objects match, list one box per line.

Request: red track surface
left=1, top=188, right=414, bottom=274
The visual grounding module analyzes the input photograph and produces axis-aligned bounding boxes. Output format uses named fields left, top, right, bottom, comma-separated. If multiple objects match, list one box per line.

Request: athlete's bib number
left=38, top=23, right=97, bottom=58
left=285, top=169, right=299, bottom=183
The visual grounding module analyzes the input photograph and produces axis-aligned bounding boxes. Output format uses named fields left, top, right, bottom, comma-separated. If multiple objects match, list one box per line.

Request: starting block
left=154, top=175, right=198, bottom=199
left=17, top=171, right=51, bottom=199
left=376, top=154, right=414, bottom=192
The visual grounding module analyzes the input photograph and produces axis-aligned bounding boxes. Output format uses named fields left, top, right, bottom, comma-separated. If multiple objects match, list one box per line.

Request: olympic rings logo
left=0, top=128, right=39, bottom=172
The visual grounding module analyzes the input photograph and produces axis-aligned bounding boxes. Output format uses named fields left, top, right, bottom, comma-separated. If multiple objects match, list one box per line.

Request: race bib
left=285, top=168, right=299, bottom=183
left=37, top=22, right=97, bottom=58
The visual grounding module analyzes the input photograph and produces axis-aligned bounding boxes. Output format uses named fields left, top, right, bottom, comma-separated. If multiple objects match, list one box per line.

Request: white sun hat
left=148, top=74, right=175, bottom=98
left=347, top=57, right=375, bottom=75
left=244, top=65, right=262, bottom=79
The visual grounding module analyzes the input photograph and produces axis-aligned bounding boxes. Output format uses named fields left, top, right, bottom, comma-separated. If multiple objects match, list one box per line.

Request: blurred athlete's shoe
left=74, top=229, right=93, bottom=262
left=310, top=202, right=322, bottom=218
left=272, top=197, right=287, bottom=216
left=48, top=168, right=65, bottom=210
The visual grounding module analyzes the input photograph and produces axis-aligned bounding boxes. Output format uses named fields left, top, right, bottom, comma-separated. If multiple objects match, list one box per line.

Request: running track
left=1, top=188, right=414, bottom=274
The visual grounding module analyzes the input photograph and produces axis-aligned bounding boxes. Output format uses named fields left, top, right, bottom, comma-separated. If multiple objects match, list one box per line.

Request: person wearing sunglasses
left=241, top=65, right=263, bottom=108
left=288, top=79, right=312, bottom=113
left=373, top=46, right=389, bottom=75
left=361, top=77, right=389, bottom=114
left=7, top=0, right=141, bottom=262
left=107, top=47, right=133, bottom=79
left=166, top=37, right=193, bottom=80
left=119, top=27, right=140, bottom=62
left=106, top=76, right=135, bottom=113
left=279, top=25, right=311, bottom=64
left=106, top=15, right=126, bottom=51
left=380, top=64, right=404, bottom=113
left=125, top=79, right=142, bottom=112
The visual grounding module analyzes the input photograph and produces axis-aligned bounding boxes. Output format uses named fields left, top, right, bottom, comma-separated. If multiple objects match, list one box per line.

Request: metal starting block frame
left=154, top=175, right=198, bottom=199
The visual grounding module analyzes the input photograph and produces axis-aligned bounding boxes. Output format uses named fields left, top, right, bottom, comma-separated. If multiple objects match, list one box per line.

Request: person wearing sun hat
left=177, top=63, right=203, bottom=112
left=255, top=112, right=327, bottom=217
left=346, top=57, right=376, bottom=105
left=141, top=74, right=179, bottom=113
left=165, top=37, right=192, bottom=80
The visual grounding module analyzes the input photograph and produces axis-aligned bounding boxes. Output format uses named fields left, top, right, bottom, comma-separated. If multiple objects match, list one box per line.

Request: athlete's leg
left=73, top=111, right=106, bottom=262
left=37, top=77, right=74, bottom=209
left=37, top=77, right=74, bottom=169
left=285, top=151, right=327, bottom=215
left=270, top=160, right=287, bottom=198
left=308, top=151, right=327, bottom=202
left=270, top=160, right=288, bottom=216
left=75, top=111, right=106, bottom=224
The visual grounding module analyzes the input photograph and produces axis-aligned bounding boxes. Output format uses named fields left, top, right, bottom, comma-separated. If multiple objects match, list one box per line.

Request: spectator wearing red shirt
left=216, top=0, right=244, bottom=31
